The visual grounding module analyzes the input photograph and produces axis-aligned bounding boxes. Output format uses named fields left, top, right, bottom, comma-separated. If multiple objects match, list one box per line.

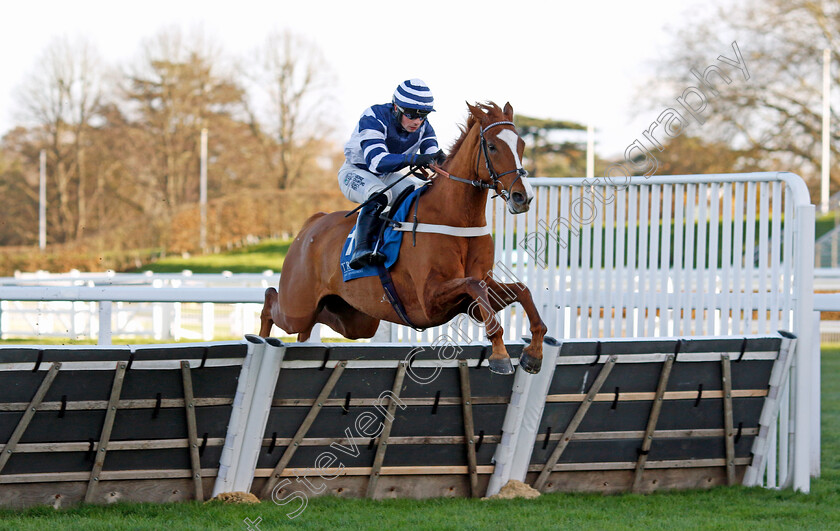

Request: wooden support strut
left=632, top=355, right=674, bottom=492
left=366, top=361, right=407, bottom=499
left=259, top=361, right=347, bottom=499
left=533, top=356, right=616, bottom=492
left=721, top=354, right=736, bottom=485
left=181, top=361, right=204, bottom=501
left=0, top=362, right=61, bottom=475
left=84, top=361, right=127, bottom=503
left=458, top=360, right=479, bottom=498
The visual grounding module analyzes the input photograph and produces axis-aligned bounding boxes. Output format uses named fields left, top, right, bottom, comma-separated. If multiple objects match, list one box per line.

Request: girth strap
left=377, top=265, right=424, bottom=331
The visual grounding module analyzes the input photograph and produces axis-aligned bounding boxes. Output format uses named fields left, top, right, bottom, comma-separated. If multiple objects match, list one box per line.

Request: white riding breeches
left=338, top=162, right=424, bottom=205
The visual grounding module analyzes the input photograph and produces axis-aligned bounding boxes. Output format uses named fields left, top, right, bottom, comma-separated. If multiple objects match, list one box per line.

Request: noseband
left=446, top=121, right=528, bottom=201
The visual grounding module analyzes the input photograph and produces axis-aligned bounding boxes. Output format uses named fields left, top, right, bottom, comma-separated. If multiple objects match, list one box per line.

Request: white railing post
left=811, top=311, right=821, bottom=478
left=202, top=302, right=215, bottom=341
left=791, top=201, right=815, bottom=492
left=98, top=301, right=113, bottom=345
left=172, top=302, right=182, bottom=341
left=372, top=321, right=393, bottom=342
left=152, top=303, right=163, bottom=340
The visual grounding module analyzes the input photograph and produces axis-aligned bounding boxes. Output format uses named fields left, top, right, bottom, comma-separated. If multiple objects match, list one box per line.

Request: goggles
left=396, top=104, right=431, bottom=120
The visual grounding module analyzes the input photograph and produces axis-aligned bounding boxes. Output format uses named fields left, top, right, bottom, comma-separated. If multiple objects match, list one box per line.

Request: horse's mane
left=446, top=102, right=508, bottom=158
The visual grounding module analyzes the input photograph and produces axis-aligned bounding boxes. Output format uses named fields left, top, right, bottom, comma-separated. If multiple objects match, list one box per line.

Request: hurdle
left=0, top=340, right=252, bottom=507
left=0, top=330, right=799, bottom=506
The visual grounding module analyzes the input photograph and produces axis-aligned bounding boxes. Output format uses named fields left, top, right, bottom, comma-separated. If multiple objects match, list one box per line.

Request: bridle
left=446, top=120, right=528, bottom=201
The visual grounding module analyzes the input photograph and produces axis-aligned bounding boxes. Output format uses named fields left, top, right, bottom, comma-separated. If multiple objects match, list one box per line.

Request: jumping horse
left=259, top=102, right=547, bottom=374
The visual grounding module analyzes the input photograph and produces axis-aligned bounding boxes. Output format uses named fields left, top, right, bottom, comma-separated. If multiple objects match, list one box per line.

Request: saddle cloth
left=340, top=187, right=425, bottom=282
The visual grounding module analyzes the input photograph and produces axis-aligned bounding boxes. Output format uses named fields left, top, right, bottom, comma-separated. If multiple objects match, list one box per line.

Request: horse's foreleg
left=423, top=277, right=513, bottom=375
left=259, top=288, right=278, bottom=337
left=482, top=277, right=548, bottom=374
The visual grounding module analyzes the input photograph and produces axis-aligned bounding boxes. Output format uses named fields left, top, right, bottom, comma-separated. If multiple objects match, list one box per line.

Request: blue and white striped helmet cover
left=392, top=79, right=435, bottom=112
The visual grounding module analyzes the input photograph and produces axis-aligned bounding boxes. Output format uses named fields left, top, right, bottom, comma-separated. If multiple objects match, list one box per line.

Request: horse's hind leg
left=259, top=288, right=278, bottom=337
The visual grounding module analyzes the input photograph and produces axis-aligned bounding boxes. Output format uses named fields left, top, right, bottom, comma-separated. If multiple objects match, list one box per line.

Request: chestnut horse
left=259, top=102, right=547, bottom=374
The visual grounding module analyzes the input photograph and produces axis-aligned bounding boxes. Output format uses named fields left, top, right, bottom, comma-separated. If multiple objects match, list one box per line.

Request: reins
left=344, top=166, right=430, bottom=217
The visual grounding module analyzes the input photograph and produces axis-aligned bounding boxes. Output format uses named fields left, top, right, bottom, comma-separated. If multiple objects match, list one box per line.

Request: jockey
left=339, top=78, right=446, bottom=270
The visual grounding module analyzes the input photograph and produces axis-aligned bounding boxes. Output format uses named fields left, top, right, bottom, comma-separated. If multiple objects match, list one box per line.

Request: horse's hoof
left=519, top=352, right=542, bottom=374
left=488, top=357, right=514, bottom=375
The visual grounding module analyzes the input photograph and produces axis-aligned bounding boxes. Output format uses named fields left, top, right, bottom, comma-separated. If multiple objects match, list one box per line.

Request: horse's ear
left=466, top=101, right=482, bottom=120
left=503, top=102, right=514, bottom=118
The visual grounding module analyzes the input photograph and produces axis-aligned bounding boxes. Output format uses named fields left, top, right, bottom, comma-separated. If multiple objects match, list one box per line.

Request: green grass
left=1, top=347, right=839, bottom=529
left=134, top=239, right=291, bottom=273
left=1, top=486, right=838, bottom=531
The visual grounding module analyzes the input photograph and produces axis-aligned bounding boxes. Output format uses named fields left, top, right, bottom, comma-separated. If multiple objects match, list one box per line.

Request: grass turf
left=133, top=239, right=291, bottom=274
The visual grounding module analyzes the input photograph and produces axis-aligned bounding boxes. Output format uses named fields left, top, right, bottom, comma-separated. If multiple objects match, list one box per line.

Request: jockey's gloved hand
left=406, top=152, right=438, bottom=167
left=433, top=150, right=446, bottom=165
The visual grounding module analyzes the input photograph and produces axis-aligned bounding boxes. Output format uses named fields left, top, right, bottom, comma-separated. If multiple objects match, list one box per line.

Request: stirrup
left=367, top=249, right=386, bottom=266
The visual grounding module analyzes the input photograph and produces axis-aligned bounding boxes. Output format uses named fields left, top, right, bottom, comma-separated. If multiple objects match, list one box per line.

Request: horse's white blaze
left=497, top=129, right=534, bottom=199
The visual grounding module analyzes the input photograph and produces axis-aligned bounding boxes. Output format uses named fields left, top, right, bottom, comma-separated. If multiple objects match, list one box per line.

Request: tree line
left=1, top=1, right=836, bottom=271
left=645, top=0, right=839, bottom=196
left=0, top=28, right=348, bottom=256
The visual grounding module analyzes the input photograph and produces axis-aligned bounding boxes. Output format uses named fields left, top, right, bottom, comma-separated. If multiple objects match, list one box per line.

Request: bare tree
left=123, top=27, right=246, bottom=219
left=1, top=27, right=342, bottom=256
left=244, top=29, right=337, bottom=189
left=15, top=36, right=105, bottom=242
left=646, top=0, right=840, bottom=196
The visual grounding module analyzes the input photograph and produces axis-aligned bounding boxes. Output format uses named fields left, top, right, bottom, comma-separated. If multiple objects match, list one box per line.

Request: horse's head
left=467, top=102, right=534, bottom=214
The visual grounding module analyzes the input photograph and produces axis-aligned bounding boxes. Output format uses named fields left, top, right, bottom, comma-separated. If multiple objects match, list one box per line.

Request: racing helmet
left=392, top=79, right=435, bottom=119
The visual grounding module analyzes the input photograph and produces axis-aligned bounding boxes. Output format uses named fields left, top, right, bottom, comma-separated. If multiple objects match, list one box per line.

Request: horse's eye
left=488, top=144, right=497, bottom=153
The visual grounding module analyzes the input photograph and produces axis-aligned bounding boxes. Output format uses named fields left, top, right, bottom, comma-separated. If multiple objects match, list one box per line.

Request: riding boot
left=349, top=197, right=387, bottom=269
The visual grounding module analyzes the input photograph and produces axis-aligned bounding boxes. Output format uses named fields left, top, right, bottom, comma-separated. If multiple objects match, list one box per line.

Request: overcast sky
left=0, top=0, right=721, bottom=158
